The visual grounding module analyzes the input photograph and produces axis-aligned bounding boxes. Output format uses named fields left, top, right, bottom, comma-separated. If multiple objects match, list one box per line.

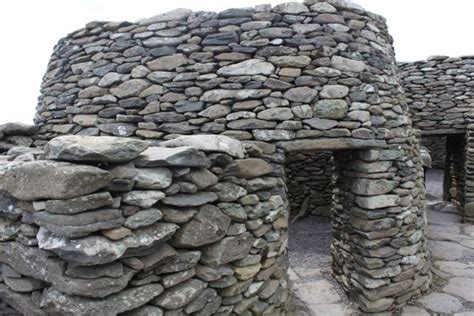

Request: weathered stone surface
left=0, top=242, right=135, bottom=298
left=269, top=55, right=311, bottom=68
left=41, top=284, right=164, bottom=315
left=45, top=135, right=149, bottom=163
left=125, top=208, right=162, bottom=229
left=351, top=179, right=398, bottom=196
left=37, top=222, right=178, bottom=265
left=153, top=279, right=206, bottom=309
left=135, top=147, right=211, bottom=168
left=319, top=85, right=350, bottom=99
left=218, top=203, right=247, bottom=222
left=161, top=206, right=197, bottom=224
left=174, top=205, right=231, bottom=247
left=417, top=292, right=463, bottom=314
left=146, top=54, right=188, bottom=71
left=65, top=262, right=124, bottom=279
left=163, top=192, right=218, bottom=207
left=134, top=168, right=172, bottom=189
left=202, top=32, right=238, bottom=45
left=443, top=277, right=474, bottom=302
left=313, top=99, right=348, bottom=119
left=211, top=182, right=247, bottom=202
left=200, top=89, right=271, bottom=102
left=33, top=208, right=124, bottom=238
left=331, top=56, right=366, bottom=72
left=110, top=79, right=151, bottom=98
left=122, top=190, right=165, bottom=208
left=138, top=8, right=192, bottom=24
left=356, top=195, right=399, bottom=209
left=200, top=232, right=255, bottom=266
left=0, top=123, right=38, bottom=136
left=162, top=135, right=245, bottom=158
left=184, top=169, right=218, bottom=190
left=98, top=123, right=137, bottom=137
left=257, top=108, right=294, bottom=121
left=273, top=2, right=309, bottom=14
left=40, top=192, right=114, bottom=215
left=225, top=158, right=273, bottom=179
left=3, top=275, right=45, bottom=292
left=284, top=87, right=318, bottom=103
left=217, top=59, right=275, bottom=76
left=0, top=161, right=112, bottom=200
left=0, top=283, right=47, bottom=316
left=278, top=138, right=386, bottom=152
left=125, top=305, right=164, bottom=316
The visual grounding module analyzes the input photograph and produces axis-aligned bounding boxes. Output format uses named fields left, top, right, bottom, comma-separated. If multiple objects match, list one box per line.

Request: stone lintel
left=277, top=138, right=388, bottom=153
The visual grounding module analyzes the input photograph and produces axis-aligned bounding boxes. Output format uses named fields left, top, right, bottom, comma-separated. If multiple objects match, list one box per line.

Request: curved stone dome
left=29, top=0, right=430, bottom=313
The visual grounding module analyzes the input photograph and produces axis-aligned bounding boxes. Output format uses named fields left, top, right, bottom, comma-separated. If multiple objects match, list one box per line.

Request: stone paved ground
left=289, top=169, right=474, bottom=315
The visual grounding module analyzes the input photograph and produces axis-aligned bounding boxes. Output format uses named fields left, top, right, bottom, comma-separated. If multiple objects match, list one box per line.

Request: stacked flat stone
left=463, top=118, right=474, bottom=221
left=16, top=0, right=431, bottom=313
left=400, top=56, right=474, bottom=221
left=0, top=135, right=290, bottom=315
left=0, top=123, right=37, bottom=155
left=35, top=0, right=389, bottom=151
left=400, top=55, right=474, bottom=134
left=285, top=151, right=334, bottom=217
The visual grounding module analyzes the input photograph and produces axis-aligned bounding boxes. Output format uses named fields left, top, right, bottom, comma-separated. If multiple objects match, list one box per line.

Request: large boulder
left=45, top=135, right=149, bottom=163
left=0, top=161, right=112, bottom=200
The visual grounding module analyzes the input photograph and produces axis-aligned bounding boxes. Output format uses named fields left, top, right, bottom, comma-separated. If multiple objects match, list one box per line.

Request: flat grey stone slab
left=293, top=279, right=341, bottom=305
left=417, top=292, right=463, bottom=314
left=443, top=277, right=474, bottom=302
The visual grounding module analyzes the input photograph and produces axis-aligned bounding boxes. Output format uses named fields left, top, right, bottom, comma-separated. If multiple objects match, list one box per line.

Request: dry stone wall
left=400, top=55, right=474, bottom=134
left=0, top=0, right=433, bottom=313
left=0, top=134, right=291, bottom=315
left=285, top=151, right=334, bottom=217
left=35, top=0, right=392, bottom=152
left=400, top=56, right=474, bottom=220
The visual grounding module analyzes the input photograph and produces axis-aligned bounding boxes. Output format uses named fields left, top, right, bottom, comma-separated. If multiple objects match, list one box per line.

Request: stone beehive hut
left=0, top=0, right=432, bottom=314
left=399, top=56, right=474, bottom=221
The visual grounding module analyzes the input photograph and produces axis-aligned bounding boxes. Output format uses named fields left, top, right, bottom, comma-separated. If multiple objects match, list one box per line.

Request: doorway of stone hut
left=422, top=134, right=465, bottom=210
left=286, top=150, right=357, bottom=312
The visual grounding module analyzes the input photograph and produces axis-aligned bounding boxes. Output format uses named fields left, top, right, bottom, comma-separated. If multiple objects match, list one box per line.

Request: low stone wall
left=0, top=135, right=290, bottom=315
left=285, top=151, right=333, bottom=217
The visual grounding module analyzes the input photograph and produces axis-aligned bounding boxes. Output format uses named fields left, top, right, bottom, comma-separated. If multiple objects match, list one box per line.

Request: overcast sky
left=0, top=0, right=472, bottom=124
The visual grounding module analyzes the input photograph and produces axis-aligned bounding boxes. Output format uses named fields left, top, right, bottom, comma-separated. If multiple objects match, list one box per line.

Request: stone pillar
left=332, top=146, right=431, bottom=313
left=464, top=123, right=474, bottom=221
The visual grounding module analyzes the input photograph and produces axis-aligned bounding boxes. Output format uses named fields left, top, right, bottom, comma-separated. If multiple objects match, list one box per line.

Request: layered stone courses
left=400, top=56, right=474, bottom=221
left=0, top=0, right=433, bottom=314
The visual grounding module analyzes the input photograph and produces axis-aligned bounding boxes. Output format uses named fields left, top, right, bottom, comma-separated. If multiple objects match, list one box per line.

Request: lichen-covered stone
left=0, top=161, right=112, bottom=200
left=44, top=135, right=149, bottom=162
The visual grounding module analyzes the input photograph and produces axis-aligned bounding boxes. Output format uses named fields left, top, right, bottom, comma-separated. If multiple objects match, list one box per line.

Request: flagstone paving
left=289, top=169, right=474, bottom=315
